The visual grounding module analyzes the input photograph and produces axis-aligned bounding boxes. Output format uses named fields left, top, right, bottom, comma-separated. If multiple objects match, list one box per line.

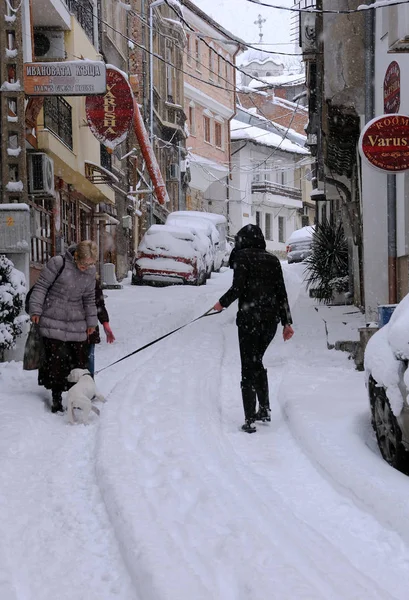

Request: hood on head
left=235, top=224, right=266, bottom=251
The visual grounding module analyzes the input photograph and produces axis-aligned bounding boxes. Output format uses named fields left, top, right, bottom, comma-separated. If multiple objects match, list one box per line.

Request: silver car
left=286, top=225, right=315, bottom=264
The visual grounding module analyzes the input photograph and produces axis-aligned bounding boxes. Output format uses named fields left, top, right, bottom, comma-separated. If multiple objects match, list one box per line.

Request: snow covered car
left=286, top=225, right=315, bottom=264
left=165, top=215, right=216, bottom=278
left=166, top=211, right=227, bottom=271
left=365, top=296, right=409, bottom=473
left=132, top=225, right=208, bottom=286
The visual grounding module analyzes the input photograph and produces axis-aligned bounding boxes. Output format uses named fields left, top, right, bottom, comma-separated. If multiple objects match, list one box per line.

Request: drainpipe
left=387, top=174, right=397, bottom=303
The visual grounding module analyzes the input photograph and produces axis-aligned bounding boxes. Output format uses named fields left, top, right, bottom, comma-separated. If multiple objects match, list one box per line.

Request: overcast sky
left=192, top=0, right=298, bottom=57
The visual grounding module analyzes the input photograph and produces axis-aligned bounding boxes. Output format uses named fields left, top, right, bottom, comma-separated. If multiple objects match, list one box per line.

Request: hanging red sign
left=86, top=67, right=134, bottom=149
left=359, top=114, right=409, bottom=172
left=384, top=61, right=400, bottom=114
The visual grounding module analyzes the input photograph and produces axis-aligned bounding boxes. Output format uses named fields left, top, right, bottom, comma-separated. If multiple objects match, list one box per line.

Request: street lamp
left=149, top=0, right=166, bottom=226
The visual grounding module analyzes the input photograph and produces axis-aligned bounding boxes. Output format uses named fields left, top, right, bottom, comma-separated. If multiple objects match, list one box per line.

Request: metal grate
left=44, top=96, right=73, bottom=149
left=66, top=0, right=95, bottom=44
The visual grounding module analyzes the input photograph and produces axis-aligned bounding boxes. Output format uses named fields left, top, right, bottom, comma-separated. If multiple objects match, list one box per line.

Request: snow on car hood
left=365, top=293, right=409, bottom=416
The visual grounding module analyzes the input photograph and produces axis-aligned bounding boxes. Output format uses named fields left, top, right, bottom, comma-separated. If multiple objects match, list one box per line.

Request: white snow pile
left=137, top=224, right=201, bottom=259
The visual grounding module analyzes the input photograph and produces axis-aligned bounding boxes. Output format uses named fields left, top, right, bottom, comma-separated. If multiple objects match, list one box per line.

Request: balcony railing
left=66, top=0, right=94, bottom=44
left=44, top=96, right=73, bottom=149
left=251, top=180, right=302, bottom=201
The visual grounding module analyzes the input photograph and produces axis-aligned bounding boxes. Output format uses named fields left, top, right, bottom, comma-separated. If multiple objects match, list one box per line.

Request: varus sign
left=85, top=67, right=134, bottom=149
left=359, top=114, right=409, bottom=172
left=23, top=61, right=106, bottom=96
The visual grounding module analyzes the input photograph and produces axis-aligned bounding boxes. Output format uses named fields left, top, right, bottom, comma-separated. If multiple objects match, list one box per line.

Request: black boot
left=241, top=380, right=257, bottom=423
left=254, top=368, right=270, bottom=410
left=241, top=419, right=257, bottom=433
left=51, top=390, right=64, bottom=413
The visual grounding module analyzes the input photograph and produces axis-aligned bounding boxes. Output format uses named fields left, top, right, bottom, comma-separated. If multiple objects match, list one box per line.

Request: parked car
left=166, top=211, right=227, bottom=271
left=365, top=296, right=409, bottom=473
left=165, top=215, right=216, bottom=278
left=286, top=225, right=315, bottom=264
left=132, top=225, right=208, bottom=286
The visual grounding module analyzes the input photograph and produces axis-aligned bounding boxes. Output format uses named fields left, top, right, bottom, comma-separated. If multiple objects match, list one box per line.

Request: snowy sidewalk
left=277, top=277, right=409, bottom=548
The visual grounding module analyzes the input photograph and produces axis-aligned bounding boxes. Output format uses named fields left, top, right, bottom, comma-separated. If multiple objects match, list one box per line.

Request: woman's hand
left=213, top=301, right=224, bottom=312
left=87, top=327, right=96, bottom=337
left=103, top=322, right=115, bottom=343
left=283, top=324, right=294, bottom=341
left=31, top=315, right=40, bottom=324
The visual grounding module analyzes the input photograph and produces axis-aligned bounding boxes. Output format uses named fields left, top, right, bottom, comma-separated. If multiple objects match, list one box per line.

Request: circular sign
left=384, top=61, right=400, bottom=114
left=86, top=67, right=134, bottom=149
left=359, top=114, right=409, bottom=172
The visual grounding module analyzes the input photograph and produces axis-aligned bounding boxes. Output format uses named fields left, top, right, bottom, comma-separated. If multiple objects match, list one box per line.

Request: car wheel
left=131, top=275, right=143, bottom=285
left=370, top=377, right=409, bottom=473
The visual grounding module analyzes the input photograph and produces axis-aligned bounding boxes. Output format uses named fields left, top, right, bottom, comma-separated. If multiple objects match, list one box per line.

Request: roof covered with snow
left=230, top=119, right=309, bottom=155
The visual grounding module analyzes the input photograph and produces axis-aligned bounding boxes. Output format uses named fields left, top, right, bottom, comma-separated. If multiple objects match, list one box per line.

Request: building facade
left=182, top=0, right=243, bottom=219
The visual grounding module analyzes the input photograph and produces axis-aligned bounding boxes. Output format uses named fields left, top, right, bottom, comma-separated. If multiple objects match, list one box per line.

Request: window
left=195, top=38, right=201, bottom=70
left=218, top=54, right=222, bottom=82
left=186, top=34, right=192, bottom=64
left=256, top=211, right=261, bottom=227
left=189, top=105, right=195, bottom=135
left=208, top=48, right=214, bottom=80
left=225, top=61, right=230, bottom=84
left=67, top=0, right=95, bottom=44
left=44, top=96, right=73, bottom=149
left=265, top=213, right=272, bottom=240
left=278, top=216, right=285, bottom=243
left=215, top=122, right=222, bottom=148
left=204, top=116, right=211, bottom=143
left=166, top=41, right=175, bottom=102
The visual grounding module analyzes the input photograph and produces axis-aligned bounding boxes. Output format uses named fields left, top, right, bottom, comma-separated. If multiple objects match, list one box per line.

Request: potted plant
left=303, top=219, right=349, bottom=304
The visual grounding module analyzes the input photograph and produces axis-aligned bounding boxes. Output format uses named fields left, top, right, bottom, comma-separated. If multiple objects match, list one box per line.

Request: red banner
left=384, top=61, right=400, bottom=114
left=359, top=114, right=409, bottom=172
left=86, top=67, right=134, bottom=149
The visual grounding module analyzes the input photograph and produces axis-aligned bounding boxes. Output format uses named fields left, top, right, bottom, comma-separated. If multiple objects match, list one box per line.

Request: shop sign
left=23, top=61, right=106, bottom=96
left=384, top=61, right=400, bottom=114
left=359, top=114, right=409, bottom=172
left=85, top=67, right=134, bottom=149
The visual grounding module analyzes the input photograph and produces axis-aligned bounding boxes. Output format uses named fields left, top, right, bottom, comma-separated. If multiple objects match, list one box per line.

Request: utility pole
left=0, top=0, right=27, bottom=204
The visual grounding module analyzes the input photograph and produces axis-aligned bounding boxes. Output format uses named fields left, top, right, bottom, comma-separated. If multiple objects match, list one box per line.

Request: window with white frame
left=218, top=54, right=223, bottom=82
left=278, top=216, right=285, bottom=243
left=256, top=211, right=261, bottom=227
left=166, top=41, right=175, bottom=102
left=195, top=38, right=201, bottom=70
left=186, top=33, right=192, bottom=64
left=208, top=46, right=214, bottom=80
left=215, top=122, right=222, bottom=148
left=189, top=104, right=195, bottom=135
left=204, top=115, right=211, bottom=143
left=265, top=213, right=272, bottom=240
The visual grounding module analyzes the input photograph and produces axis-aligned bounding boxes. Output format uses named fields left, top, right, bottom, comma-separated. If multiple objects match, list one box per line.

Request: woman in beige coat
left=29, top=240, right=98, bottom=413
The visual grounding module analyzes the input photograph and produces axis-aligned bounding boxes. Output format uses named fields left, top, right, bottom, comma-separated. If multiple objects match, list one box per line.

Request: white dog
left=66, top=368, right=105, bottom=424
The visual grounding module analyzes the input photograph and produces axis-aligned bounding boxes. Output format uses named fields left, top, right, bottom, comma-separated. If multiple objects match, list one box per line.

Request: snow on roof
left=230, top=119, right=309, bottom=155
left=248, top=73, right=305, bottom=89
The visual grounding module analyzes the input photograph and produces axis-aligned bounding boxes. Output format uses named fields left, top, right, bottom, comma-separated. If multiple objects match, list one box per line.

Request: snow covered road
left=2, top=265, right=409, bottom=599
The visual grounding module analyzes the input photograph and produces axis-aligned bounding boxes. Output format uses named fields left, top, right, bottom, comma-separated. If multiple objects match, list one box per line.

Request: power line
left=245, top=0, right=409, bottom=14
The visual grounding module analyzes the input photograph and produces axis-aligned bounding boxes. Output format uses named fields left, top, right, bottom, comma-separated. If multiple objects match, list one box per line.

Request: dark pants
left=39, top=338, right=89, bottom=394
left=238, top=319, right=278, bottom=420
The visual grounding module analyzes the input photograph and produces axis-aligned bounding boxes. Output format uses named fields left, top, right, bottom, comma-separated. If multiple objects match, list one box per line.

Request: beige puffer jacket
left=29, top=248, right=97, bottom=342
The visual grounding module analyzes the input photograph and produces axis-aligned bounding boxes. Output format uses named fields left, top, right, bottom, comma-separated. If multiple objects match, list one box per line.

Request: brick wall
left=238, top=90, right=308, bottom=136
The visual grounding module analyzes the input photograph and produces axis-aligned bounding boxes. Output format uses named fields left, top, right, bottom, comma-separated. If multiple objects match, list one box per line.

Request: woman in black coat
left=213, top=224, right=294, bottom=433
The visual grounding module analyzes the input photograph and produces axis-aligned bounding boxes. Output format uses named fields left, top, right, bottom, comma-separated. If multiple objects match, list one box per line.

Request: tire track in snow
left=96, top=315, right=393, bottom=600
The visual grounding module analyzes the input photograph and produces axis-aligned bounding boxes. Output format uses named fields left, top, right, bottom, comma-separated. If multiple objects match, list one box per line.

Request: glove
left=103, top=322, right=115, bottom=343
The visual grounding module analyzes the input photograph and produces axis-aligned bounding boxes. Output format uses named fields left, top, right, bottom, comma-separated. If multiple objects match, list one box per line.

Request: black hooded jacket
left=219, top=224, right=292, bottom=327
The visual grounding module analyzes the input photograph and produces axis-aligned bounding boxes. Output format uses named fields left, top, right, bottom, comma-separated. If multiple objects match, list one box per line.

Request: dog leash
left=94, top=307, right=219, bottom=375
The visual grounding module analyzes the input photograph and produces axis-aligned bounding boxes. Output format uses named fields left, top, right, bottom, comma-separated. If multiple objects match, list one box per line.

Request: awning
left=188, top=153, right=229, bottom=193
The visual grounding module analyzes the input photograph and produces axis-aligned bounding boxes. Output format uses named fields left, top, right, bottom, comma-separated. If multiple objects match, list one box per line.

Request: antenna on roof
left=254, top=14, right=267, bottom=43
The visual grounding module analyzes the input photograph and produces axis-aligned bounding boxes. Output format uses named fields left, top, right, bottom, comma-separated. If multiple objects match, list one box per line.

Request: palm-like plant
left=303, top=219, right=349, bottom=303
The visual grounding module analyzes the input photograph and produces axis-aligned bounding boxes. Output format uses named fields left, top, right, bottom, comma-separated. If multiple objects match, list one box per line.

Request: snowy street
left=2, top=264, right=409, bottom=599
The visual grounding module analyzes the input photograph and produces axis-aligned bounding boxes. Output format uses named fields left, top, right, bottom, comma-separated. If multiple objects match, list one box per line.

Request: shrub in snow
left=304, top=220, right=349, bottom=303
left=0, top=255, right=28, bottom=360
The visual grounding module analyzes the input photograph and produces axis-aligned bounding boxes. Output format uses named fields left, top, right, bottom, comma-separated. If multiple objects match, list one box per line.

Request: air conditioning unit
left=168, top=163, right=179, bottom=180
left=33, top=29, right=65, bottom=60
left=28, top=153, right=55, bottom=196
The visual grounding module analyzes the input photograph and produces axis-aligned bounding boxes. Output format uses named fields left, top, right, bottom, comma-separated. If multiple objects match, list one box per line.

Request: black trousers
left=238, top=319, right=278, bottom=419
left=38, top=338, right=89, bottom=393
